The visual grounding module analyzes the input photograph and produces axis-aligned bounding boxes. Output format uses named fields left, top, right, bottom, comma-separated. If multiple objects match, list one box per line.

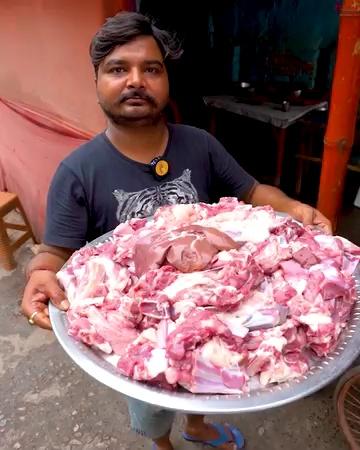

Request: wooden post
left=317, top=0, right=360, bottom=228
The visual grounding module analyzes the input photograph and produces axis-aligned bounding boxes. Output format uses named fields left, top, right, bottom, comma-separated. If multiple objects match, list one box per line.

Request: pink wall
left=0, top=0, right=132, bottom=240
left=0, top=0, right=110, bottom=134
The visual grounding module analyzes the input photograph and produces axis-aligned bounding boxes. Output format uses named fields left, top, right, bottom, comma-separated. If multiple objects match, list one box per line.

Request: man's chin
left=106, top=112, right=163, bottom=126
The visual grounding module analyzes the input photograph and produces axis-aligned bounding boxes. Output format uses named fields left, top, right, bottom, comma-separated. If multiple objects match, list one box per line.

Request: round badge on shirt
left=150, top=157, right=169, bottom=179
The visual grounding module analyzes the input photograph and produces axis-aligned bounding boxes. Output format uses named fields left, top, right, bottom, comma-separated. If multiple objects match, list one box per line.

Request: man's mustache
left=118, top=89, right=157, bottom=105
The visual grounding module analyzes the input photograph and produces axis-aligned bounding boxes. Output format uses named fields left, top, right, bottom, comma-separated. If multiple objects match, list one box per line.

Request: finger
left=21, top=288, right=37, bottom=318
left=25, top=301, right=52, bottom=330
left=324, top=223, right=333, bottom=235
left=32, top=300, right=49, bottom=313
left=44, top=306, right=49, bottom=317
left=39, top=280, right=69, bottom=311
left=21, top=289, right=48, bottom=318
left=316, top=221, right=332, bottom=235
left=51, top=297, right=70, bottom=311
left=301, top=207, right=315, bottom=226
left=32, top=310, right=52, bottom=330
left=313, top=211, right=333, bottom=235
left=32, top=292, right=48, bottom=302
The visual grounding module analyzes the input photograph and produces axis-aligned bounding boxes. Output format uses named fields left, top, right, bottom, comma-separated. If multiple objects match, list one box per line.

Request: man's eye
left=110, top=67, right=126, bottom=74
left=145, top=67, right=160, bottom=74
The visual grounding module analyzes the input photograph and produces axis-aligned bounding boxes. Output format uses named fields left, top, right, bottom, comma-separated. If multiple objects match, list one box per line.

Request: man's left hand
left=287, top=200, right=332, bottom=235
left=247, top=184, right=332, bottom=234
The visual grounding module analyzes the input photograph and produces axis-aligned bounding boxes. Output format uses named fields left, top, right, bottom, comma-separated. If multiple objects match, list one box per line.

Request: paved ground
left=0, top=242, right=351, bottom=450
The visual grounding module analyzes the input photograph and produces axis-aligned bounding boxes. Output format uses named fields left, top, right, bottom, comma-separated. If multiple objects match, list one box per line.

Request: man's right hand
left=21, top=270, right=69, bottom=330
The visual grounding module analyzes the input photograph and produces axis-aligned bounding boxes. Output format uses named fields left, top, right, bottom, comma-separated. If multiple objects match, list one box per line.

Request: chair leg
left=0, top=219, right=16, bottom=270
left=16, top=199, right=37, bottom=244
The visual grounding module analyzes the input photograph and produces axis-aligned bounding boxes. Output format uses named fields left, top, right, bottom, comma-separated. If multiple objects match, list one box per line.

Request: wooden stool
left=0, top=192, right=36, bottom=270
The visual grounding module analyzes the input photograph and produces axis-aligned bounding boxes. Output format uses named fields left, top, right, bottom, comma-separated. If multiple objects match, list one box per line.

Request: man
left=21, top=11, right=331, bottom=450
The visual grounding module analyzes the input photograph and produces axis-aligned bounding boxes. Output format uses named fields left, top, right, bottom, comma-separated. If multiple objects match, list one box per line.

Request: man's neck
left=106, top=119, right=169, bottom=164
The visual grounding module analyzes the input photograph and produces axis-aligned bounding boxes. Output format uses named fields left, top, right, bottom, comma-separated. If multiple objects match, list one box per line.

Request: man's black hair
left=90, top=11, right=183, bottom=74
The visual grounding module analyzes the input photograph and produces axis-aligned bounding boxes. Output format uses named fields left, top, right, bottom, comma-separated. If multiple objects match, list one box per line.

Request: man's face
left=96, top=36, right=170, bottom=126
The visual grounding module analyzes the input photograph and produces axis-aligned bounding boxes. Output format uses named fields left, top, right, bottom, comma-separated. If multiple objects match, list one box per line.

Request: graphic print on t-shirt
left=113, top=169, right=199, bottom=223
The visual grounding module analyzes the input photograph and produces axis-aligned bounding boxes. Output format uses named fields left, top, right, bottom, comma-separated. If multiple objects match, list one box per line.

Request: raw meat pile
left=58, top=198, right=360, bottom=394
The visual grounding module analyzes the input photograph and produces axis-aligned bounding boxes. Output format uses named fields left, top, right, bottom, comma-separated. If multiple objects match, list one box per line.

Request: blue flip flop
left=182, top=422, right=245, bottom=449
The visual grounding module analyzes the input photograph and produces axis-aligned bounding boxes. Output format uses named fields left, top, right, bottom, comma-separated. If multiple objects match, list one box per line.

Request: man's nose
left=126, top=68, right=144, bottom=89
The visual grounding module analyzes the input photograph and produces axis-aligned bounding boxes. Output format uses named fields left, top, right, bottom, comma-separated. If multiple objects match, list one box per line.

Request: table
left=203, top=95, right=328, bottom=186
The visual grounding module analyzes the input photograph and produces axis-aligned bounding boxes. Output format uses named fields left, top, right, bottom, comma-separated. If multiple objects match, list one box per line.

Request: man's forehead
left=103, top=36, right=163, bottom=64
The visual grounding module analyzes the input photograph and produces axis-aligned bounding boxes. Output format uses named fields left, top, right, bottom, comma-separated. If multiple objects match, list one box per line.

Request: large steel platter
left=50, top=229, right=360, bottom=414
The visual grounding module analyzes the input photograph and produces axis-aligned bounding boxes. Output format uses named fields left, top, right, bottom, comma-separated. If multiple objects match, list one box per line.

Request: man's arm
left=203, top=130, right=332, bottom=234
left=247, top=183, right=332, bottom=234
left=22, top=161, right=89, bottom=330
left=26, top=244, right=74, bottom=279
left=246, top=183, right=296, bottom=211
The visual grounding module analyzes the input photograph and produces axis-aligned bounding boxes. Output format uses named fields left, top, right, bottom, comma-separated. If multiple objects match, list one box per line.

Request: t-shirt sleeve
left=205, top=131, right=258, bottom=200
left=43, top=162, right=89, bottom=249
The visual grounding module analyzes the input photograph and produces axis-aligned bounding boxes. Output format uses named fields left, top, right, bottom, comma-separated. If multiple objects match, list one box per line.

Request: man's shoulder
left=170, top=123, right=224, bottom=156
left=170, top=123, right=210, bottom=141
left=62, top=133, right=106, bottom=169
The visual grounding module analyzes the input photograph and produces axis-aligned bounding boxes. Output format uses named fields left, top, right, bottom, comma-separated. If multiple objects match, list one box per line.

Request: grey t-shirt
left=44, top=123, right=257, bottom=249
